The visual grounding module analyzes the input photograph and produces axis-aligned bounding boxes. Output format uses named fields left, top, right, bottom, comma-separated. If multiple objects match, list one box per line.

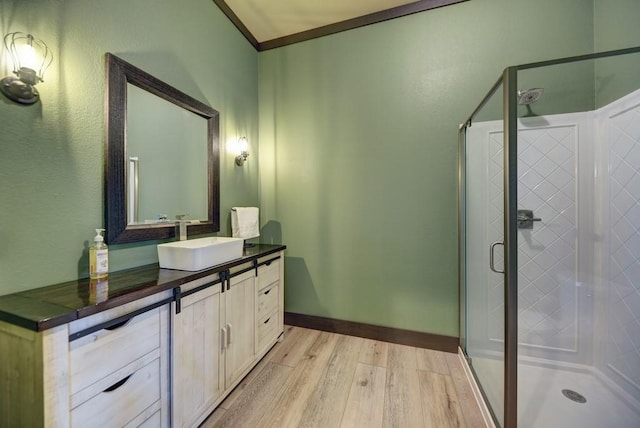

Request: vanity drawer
left=257, top=283, right=278, bottom=319
left=71, top=358, right=161, bottom=427
left=257, top=310, right=279, bottom=352
left=257, top=258, right=280, bottom=290
left=69, top=307, right=161, bottom=395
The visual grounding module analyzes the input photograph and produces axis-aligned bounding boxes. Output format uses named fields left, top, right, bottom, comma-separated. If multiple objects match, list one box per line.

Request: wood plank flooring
left=201, top=325, right=485, bottom=428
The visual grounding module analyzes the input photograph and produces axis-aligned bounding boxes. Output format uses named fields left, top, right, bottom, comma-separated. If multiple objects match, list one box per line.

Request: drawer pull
left=263, top=317, right=271, bottom=324
left=264, top=289, right=271, bottom=295
left=104, top=319, right=132, bottom=331
left=103, top=374, right=132, bottom=393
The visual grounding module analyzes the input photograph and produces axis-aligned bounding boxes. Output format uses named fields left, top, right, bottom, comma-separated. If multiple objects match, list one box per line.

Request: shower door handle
left=490, top=240, right=504, bottom=274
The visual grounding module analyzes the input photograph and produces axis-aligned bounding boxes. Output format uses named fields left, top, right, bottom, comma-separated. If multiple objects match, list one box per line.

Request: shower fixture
left=517, top=88, right=544, bottom=105
left=517, top=209, right=541, bottom=229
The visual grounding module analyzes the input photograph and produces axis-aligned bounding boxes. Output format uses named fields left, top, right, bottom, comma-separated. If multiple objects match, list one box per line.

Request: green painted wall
left=0, top=0, right=259, bottom=295
left=595, top=0, right=640, bottom=50
left=594, top=0, right=640, bottom=107
left=2, top=0, right=637, bottom=339
left=259, top=0, right=595, bottom=337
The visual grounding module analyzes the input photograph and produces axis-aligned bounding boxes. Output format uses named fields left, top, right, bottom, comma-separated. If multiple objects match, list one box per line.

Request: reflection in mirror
left=126, top=84, right=208, bottom=224
left=106, top=53, right=220, bottom=244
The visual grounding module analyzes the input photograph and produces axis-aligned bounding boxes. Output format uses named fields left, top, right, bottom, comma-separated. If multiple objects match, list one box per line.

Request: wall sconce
left=1, top=32, right=53, bottom=104
left=235, top=136, right=249, bottom=166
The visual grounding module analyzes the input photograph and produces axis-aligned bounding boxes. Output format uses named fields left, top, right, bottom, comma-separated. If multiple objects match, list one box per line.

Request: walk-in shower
left=458, top=47, right=640, bottom=428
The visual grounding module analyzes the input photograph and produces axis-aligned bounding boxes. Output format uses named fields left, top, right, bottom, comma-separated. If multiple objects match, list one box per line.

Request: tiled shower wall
left=599, top=91, right=640, bottom=398
left=471, top=89, right=640, bottom=400
left=492, top=122, right=581, bottom=353
left=486, top=119, right=583, bottom=358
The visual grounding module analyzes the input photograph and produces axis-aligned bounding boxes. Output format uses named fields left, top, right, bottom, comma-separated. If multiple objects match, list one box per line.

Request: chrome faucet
left=175, top=214, right=189, bottom=241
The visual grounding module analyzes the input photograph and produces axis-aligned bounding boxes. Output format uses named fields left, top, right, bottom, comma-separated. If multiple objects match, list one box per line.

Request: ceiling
left=214, top=0, right=467, bottom=51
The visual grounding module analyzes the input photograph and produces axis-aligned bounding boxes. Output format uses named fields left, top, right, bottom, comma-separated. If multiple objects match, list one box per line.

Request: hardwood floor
left=201, top=325, right=485, bottom=428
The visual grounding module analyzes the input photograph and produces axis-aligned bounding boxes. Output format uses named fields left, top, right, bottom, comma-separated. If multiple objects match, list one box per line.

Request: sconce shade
left=1, top=32, right=53, bottom=104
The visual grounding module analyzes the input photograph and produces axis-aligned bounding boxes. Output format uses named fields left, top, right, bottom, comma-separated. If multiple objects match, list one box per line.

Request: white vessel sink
left=157, top=237, right=244, bottom=271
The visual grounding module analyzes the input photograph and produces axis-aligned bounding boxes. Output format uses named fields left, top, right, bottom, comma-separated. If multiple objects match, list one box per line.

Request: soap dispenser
left=89, top=229, right=109, bottom=279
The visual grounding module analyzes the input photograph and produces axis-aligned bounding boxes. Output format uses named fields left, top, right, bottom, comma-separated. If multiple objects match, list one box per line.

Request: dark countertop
left=0, top=244, right=286, bottom=332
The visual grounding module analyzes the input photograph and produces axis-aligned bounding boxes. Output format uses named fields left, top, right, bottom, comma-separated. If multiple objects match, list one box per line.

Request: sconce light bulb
left=16, top=42, right=38, bottom=71
left=238, top=136, right=248, bottom=153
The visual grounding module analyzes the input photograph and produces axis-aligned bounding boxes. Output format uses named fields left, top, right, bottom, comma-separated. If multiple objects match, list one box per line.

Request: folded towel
left=231, top=207, right=260, bottom=239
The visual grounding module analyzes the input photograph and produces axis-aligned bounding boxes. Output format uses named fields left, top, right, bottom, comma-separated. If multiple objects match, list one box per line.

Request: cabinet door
left=172, top=284, right=222, bottom=428
left=223, top=271, right=256, bottom=388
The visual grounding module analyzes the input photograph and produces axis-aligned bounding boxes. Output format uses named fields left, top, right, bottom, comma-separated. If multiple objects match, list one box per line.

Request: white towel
left=231, top=207, right=260, bottom=239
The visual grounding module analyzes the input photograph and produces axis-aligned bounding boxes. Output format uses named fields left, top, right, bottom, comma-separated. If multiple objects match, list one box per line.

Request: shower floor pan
left=470, top=356, right=640, bottom=428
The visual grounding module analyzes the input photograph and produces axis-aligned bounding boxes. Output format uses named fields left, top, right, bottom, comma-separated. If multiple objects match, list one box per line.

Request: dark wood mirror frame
left=105, top=53, right=220, bottom=244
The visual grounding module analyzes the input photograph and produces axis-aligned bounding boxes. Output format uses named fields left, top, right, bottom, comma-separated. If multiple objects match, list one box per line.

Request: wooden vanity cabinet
left=0, top=291, right=172, bottom=428
left=69, top=305, right=170, bottom=427
left=0, top=322, right=70, bottom=427
left=171, top=275, right=224, bottom=428
left=67, top=292, right=172, bottom=428
left=222, top=269, right=256, bottom=388
left=172, top=251, right=285, bottom=428
left=0, top=247, right=285, bottom=428
left=256, top=255, right=284, bottom=355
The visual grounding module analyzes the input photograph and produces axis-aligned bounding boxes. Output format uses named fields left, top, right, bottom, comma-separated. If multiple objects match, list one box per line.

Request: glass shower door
left=461, top=82, right=506, bottom=427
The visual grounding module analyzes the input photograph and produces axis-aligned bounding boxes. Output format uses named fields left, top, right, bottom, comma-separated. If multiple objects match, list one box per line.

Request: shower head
left=517, top=88, right=544, bottom=105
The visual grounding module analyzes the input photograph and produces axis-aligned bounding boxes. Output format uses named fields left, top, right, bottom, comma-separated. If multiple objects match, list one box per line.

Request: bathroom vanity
left=0, top=244, right=285, bottom=428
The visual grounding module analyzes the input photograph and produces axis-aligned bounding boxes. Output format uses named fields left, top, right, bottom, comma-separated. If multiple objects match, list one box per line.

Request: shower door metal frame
left=458, top=123, right=467, bottom=354
left=502, top=66, right=519, bottom=428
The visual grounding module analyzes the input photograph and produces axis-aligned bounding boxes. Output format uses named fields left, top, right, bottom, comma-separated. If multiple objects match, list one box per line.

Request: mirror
left=105, top=53, right=220, bottom=244
left=126, top=85, right=209, bottom=224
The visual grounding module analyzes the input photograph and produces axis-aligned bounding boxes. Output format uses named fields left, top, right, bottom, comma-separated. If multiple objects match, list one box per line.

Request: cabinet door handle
left=263, top=317, right=271, bottom=324
left=174, top=287, right=182, bottom=314
left=103, top=374, right=132, bottom=392
left=264, top=289, right=271, bottom=295
left=227, top=323, right=232, bottom=345
left=221, top=327, right=227, bottom=350
left=219, top=271, right=228, bottom=293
